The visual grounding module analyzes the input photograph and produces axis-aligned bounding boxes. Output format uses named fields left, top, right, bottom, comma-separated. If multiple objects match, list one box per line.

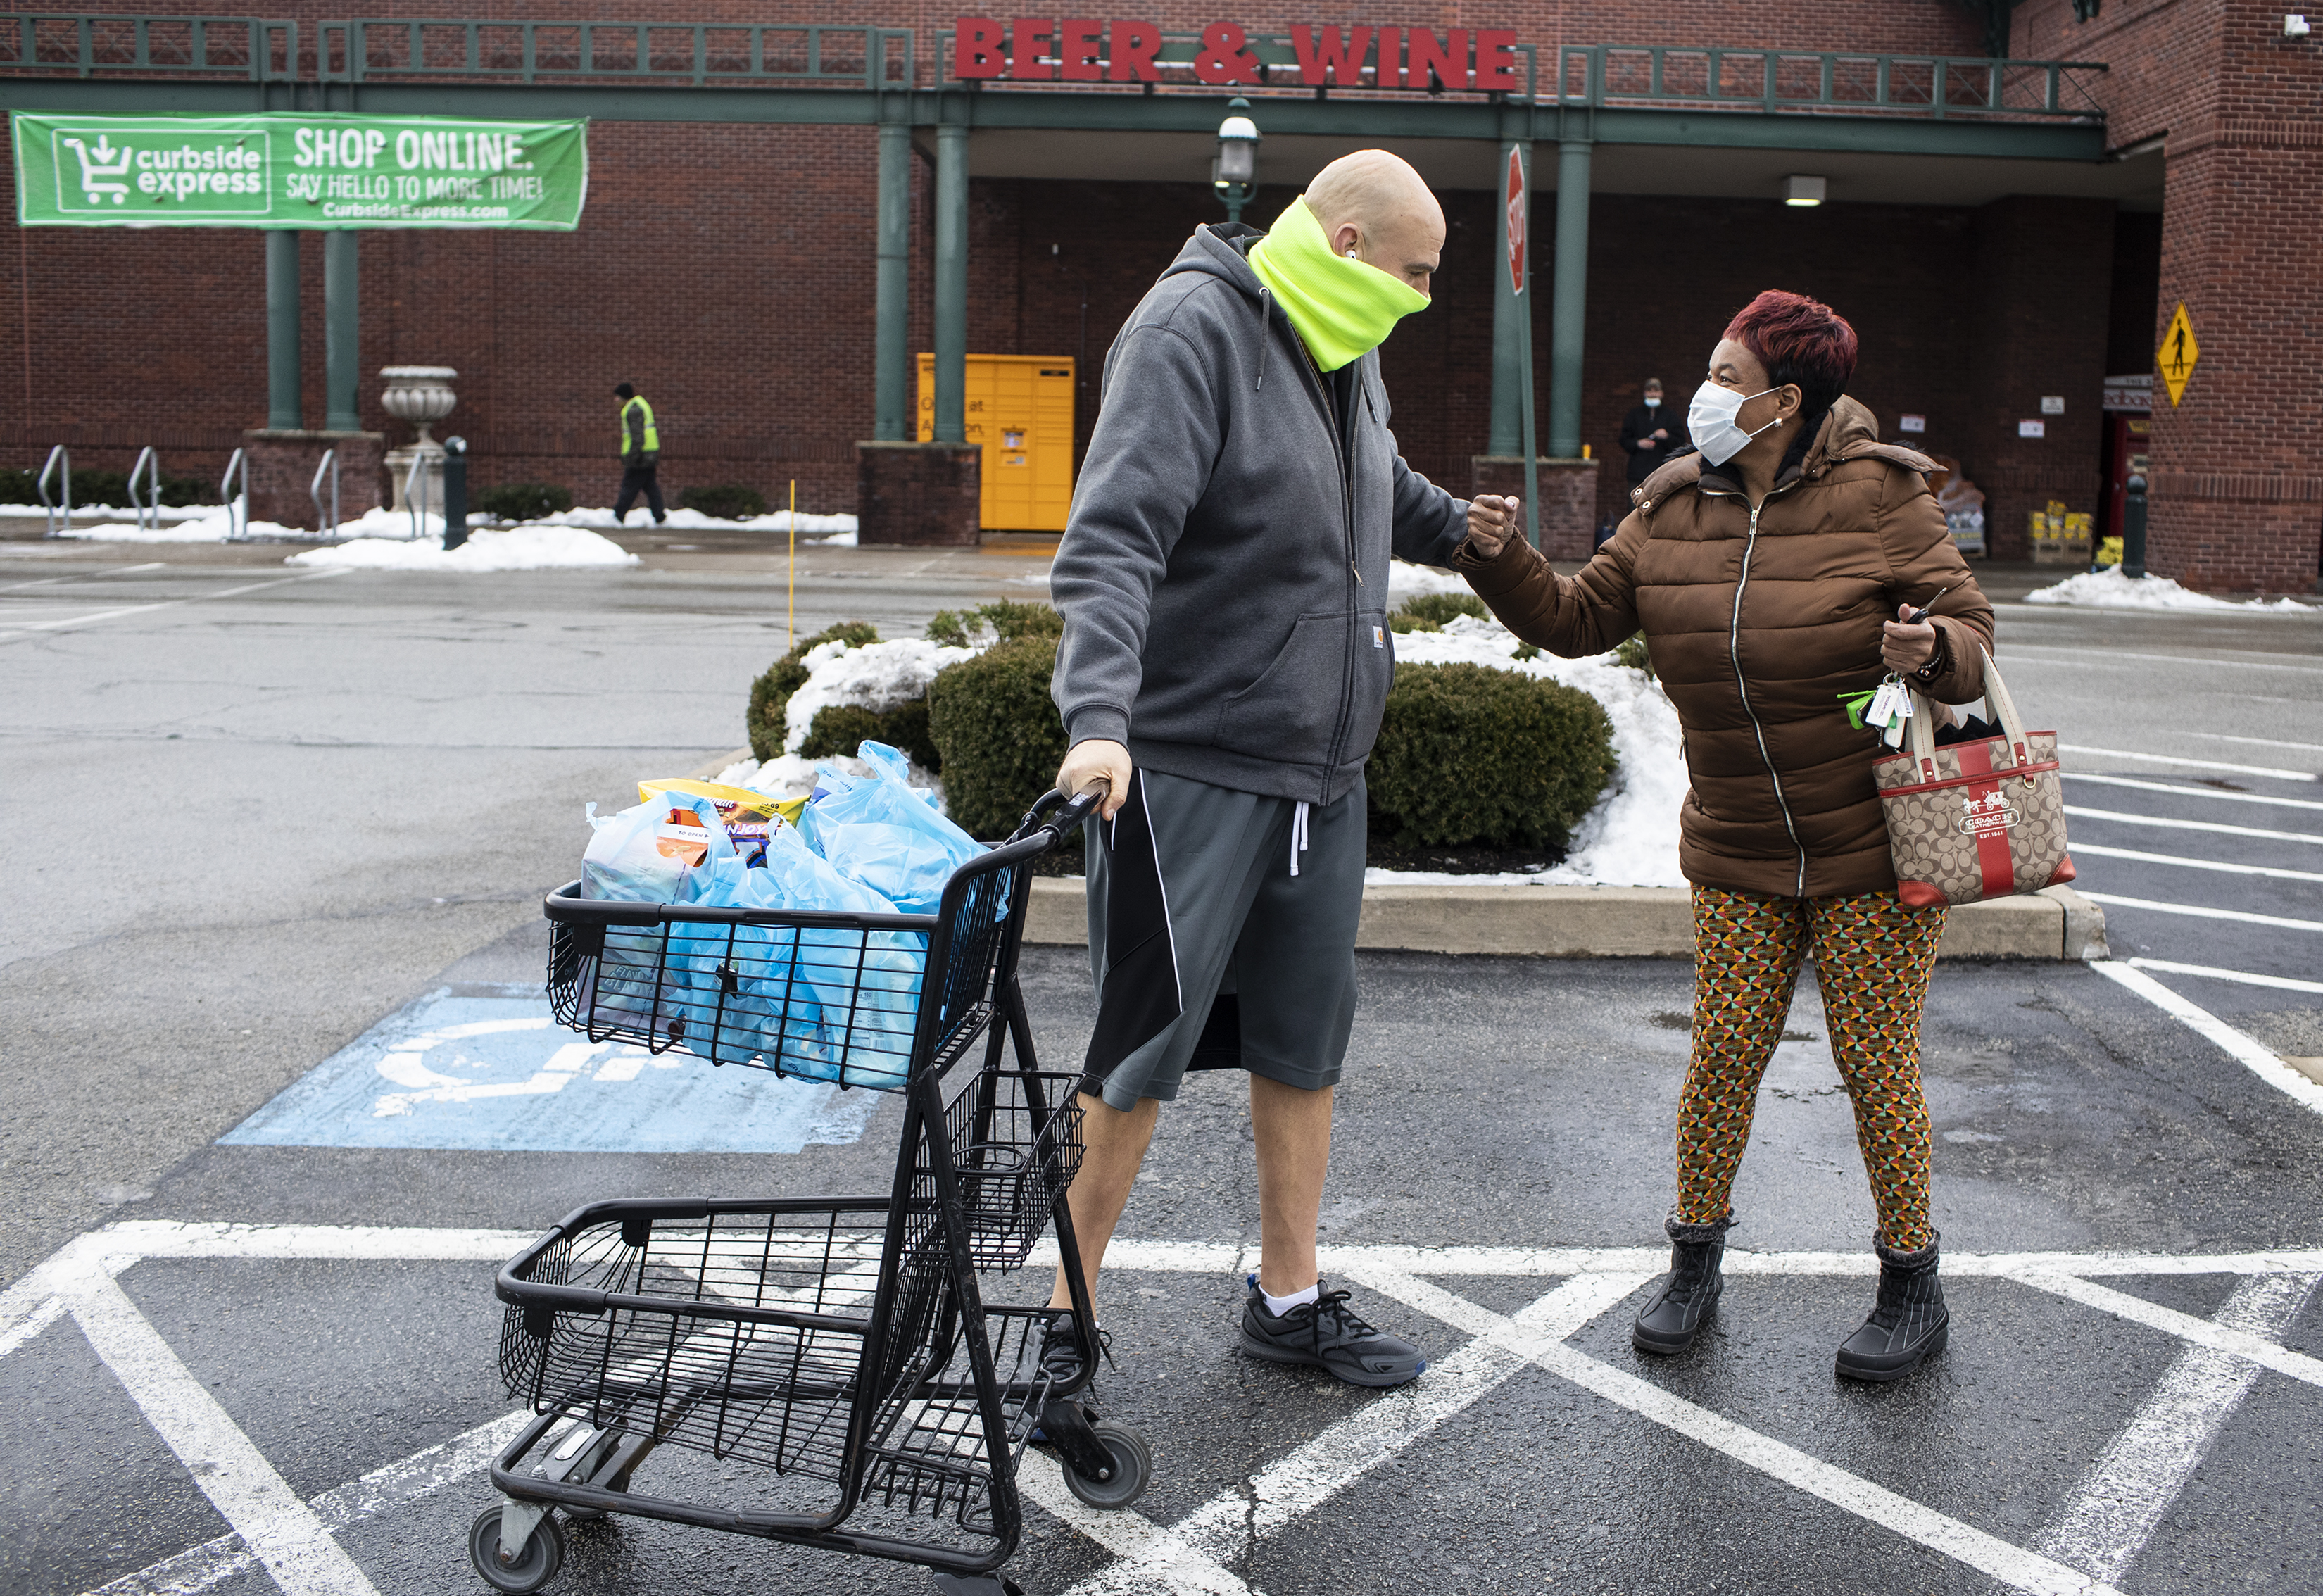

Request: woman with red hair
left=1459, top=290, right=1994, bottom=1382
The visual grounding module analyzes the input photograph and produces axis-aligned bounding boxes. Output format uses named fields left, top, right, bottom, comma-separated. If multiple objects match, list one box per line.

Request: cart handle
left=1015, top=779, right=1109, bottom=843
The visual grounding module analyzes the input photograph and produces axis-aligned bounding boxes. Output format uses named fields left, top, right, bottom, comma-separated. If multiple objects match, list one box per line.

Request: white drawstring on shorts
left=1289, top=800, right=1311, bottom=878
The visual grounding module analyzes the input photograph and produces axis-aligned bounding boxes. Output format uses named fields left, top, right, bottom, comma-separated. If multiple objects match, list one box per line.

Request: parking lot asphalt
left=3, top=534, right=2319, bottom=1596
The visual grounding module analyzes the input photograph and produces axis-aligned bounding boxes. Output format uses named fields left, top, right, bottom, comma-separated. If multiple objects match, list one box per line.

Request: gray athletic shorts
left=1079, top=768, right=1365, bottom=1111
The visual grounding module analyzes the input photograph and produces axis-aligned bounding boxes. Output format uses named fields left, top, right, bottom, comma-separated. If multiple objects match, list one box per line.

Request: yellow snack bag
left=637, top=777, right=808, bottom=829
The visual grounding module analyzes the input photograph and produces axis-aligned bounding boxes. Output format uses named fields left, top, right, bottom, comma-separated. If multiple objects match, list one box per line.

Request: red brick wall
left=2016, top=0, right=2323, bottom=591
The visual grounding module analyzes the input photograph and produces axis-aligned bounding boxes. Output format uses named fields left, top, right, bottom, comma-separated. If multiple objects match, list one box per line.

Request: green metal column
left=1548, top=138, right=1592, bottom=459
left=874, top=122, right=911, bottom=441
left=1489, top=142, right=1528, bottom=458
left=932, top=123, right=968, bottom=446
left=265, top=230, right=301, bottom=430
left=322, top=230, right=360, bottom=432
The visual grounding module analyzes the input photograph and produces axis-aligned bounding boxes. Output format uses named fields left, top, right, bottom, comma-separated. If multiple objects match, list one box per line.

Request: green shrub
left=1366, top=662, right=1616, bottom=850
left=1388, top=591, right=1490, bottom=633
left=1613, top=633, right=1656, bottom=678
left=745, top=620, right=881, bottom=762
left=799, top=698, right=942, bottom=773
left=927, top=636, right=1069, bottom=841
left=679, top=482, right=768, bottom=521
left=477, top=481, right=574, bottom=522
left=926, top=598, right=1064, bottom=648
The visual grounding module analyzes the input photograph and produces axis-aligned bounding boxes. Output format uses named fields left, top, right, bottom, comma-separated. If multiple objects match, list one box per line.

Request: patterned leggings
left=1677, top=885, right=1948, bottom=1251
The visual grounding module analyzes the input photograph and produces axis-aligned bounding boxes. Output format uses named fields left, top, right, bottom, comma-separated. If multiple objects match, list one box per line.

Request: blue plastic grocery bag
left=592, top=793, right=736, bottom=1045
left=686, top=824, right=924, bottom=1087
left=799, top=741, right=986, bottom=914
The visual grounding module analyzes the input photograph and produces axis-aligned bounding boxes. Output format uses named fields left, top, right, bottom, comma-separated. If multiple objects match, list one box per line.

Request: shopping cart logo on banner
left=60, top=134, right=132, bottom=204
left=49, top=126, right=272, bottom=218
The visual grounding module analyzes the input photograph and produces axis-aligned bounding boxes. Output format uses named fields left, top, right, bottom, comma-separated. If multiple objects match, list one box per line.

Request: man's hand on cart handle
left=1058, top=739, right=1131, bottom=822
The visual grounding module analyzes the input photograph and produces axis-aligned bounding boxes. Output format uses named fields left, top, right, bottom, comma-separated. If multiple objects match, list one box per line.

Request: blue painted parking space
left=220, top=986, right=884, bottom=1154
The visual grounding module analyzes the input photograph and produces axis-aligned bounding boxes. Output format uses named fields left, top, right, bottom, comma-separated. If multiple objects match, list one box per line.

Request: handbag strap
left=1903, top=646, right=2033, bottom=780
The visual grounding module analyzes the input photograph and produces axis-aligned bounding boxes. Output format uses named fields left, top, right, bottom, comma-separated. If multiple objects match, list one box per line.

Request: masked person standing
left=1618, top=377, right=1687, bottom=491
left=612, top=382, right=666, bottom=526
left=1044, top=151, right=1467, bottom=1388
left=1459, top=291, right=1994, bottom=1383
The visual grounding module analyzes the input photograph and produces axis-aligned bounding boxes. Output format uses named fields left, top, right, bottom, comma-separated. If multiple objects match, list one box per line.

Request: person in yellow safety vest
left=613, top=382, right=667, bottom=525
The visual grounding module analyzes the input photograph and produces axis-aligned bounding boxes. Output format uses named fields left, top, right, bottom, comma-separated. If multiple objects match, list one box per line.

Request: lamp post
left=1213, top=97, right=1260, bottom=225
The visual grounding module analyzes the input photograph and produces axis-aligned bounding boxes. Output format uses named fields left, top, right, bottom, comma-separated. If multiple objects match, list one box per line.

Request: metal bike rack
left=37, top=445, right=70, bottom=537
left=309, top=448, right=339, bottom=538
left=127, top=446, right=161, bottom=534
left=220, top=447, right=248, bottom=540
left=403, top=449, right=429, bottom=541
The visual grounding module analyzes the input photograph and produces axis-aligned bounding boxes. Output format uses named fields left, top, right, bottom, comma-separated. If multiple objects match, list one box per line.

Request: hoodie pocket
left=1214, top=610, right=1354, bottom=767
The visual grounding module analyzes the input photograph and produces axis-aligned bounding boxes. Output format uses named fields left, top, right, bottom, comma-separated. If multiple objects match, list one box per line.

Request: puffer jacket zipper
left=1704, top=480, right=1810, bottom=896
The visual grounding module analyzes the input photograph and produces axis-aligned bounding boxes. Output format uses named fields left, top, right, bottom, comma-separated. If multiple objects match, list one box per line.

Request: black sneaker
left=1022, top=1314, right=1109, bottom=1393
left=1239, top=1275, right=1426, bottom=1388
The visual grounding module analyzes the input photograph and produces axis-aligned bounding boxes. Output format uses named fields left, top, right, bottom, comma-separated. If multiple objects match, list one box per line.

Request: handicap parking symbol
left=221, top=986, right=884, bottom=1153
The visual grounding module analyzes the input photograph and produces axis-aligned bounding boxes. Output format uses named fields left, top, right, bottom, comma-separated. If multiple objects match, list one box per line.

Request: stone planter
left=380, top=365, right=457, bottom=513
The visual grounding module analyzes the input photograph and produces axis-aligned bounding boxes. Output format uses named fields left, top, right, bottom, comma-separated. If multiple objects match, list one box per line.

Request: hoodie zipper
left=1273, top=295, right=1364, bottom=785
left=1703, top=480, right=1810, bottom=896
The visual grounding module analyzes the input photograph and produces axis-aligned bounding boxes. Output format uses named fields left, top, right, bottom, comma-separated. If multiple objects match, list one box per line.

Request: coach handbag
left=1870, top=650, right=2075, bottom=908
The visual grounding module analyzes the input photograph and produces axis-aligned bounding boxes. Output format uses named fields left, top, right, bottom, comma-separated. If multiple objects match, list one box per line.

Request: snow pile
left=1390, top=560, right=1468, bottom=598
left=286, top=524, right=639, bottom=572
left=1385, top=615, right=1687, bottom=888
left=2025, top=566, right=2314, bottom=612
left=6, top=501, right=214, bottom=522
left=539, top=505, right=859, bottom=540
left=777, top=637, right=978, bottom=758
left=56, top=503, right=447, bottom=544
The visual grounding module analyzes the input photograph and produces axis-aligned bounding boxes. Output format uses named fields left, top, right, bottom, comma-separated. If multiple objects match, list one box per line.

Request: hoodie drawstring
left=1255, top=287, right=1271, bottom=391
left=1288, top=800, right=1310, bottom=877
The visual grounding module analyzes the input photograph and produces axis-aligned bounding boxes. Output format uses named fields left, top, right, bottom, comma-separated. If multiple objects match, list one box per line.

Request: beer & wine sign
left=952, top=19, right=1523, bottom=89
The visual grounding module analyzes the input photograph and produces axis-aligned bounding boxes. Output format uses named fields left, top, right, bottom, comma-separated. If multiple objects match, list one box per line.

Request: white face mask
left=1688, top=379, right=1782, bottom=466
left=1643, top=396, right=1661, bottom=409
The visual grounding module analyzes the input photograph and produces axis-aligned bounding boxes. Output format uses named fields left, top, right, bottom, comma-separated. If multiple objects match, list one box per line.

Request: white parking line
left=2060, top=747, right=2320, bottom=782
left=85, top=1412, right=534, bottom=1596
left=2191, top=731, right=2323, bottom=753
left=2063, top=774, right=2323, bottom=814
left=2127, top=959, right=2323, bottom=995
left=2035, top=1272, right=2321, bottom=1586
left=2009, top=646, right=2323, bottom=677
left=16, top=1224, right=2323, bottom=1596
left=0, top=560, right=164, bottom=592
left=2079, top=894, right=2323, bottom=934
left=61, top=1263, right=380, bottom=1596
left=0, top=569, right=346, bottom=636
left=2063, top=805, right=2323, bottom=846
left=2068, top=843, right=2323, bottom=883
left=2091, top=960, right=2323, bottom=1115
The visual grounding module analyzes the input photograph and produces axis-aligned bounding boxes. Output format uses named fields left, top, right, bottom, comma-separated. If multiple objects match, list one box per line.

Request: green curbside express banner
left=11, top=112, right=588, bottom=230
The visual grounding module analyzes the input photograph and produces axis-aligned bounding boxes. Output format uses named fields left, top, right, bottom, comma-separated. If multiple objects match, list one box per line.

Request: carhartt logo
left=62, top=134, right=131, bottom=204
left=1957, top=790, right=2018, bottom=838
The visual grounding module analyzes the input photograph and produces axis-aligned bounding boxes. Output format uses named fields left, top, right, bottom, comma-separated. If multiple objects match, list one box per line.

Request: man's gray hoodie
left=1050, top=223, right=1468, bottom=807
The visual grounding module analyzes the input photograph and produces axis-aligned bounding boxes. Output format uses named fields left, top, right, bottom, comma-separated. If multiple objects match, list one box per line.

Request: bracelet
left=1912, top=629, right=1949, bottom=682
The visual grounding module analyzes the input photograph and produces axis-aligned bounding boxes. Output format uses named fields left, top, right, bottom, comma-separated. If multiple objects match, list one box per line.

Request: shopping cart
left=473, top=786, right=1145, bottom=1596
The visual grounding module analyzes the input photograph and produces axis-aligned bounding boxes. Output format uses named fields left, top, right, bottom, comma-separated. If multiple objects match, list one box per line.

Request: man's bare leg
left=1250, top=1076, right=1334, bottom=1297
left=1047, top=1091, right=1160, bottom=1314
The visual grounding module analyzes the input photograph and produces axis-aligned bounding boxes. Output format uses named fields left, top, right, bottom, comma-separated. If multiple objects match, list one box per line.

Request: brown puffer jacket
left=1455, top=398, right=1995, bottom=900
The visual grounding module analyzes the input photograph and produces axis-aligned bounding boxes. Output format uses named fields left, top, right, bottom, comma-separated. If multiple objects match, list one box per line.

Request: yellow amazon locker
left=916, top=353, right=1076, bottom=533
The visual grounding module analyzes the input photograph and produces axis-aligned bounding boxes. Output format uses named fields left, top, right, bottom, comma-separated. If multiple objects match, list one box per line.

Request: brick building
left=0, top=2, right=2313, bottom=590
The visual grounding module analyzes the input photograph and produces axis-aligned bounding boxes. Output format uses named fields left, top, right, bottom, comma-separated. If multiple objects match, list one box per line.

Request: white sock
left=1260, top=1280, right=1320, bottom=1317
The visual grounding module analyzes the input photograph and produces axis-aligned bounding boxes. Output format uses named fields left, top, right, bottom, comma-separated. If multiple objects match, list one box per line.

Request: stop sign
left=1504, top=146, right=1526, bottom=296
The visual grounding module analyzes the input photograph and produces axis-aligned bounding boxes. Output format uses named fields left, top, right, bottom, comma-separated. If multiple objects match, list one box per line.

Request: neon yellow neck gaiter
left=1246, top=196, right=1430, bottom=372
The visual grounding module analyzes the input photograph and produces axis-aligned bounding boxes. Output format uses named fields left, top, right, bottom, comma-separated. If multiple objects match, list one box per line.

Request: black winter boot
left=1632, top=1212, right=1732, bottom=1355
left=1834, top=1234, right=1949, bottom=1382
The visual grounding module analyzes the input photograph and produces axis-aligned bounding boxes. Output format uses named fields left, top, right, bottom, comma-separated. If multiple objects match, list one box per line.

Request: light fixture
left=1212, top=96, right=1261, bottom=225
left=2289, top=13, right=2312, bottom=37
left=1784, top=175, right=1827, bottom=208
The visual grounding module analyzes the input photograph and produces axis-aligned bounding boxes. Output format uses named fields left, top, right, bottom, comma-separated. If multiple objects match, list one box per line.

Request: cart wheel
left=468, top=1504, right=565, bottom=1593
left=1059, top=1420, right=1152, bottom=1510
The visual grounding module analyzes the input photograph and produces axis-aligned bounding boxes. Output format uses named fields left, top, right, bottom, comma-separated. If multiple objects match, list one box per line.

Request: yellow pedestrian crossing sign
left=2157, top=302, right=2198, bottom=406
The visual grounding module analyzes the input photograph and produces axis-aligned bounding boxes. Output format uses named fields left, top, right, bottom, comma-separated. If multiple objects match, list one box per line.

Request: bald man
left=1043, top=151, right=1466, bottom=1390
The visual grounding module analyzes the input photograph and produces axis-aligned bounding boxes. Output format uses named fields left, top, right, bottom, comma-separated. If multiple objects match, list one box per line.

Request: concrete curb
left=1027, top=879, right=2108, bottom=962
left=679, top=750, right=2108, bottom=962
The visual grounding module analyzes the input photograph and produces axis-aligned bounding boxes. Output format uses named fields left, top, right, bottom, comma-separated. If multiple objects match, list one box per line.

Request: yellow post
left=787, top=479, right=797, bottom=651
